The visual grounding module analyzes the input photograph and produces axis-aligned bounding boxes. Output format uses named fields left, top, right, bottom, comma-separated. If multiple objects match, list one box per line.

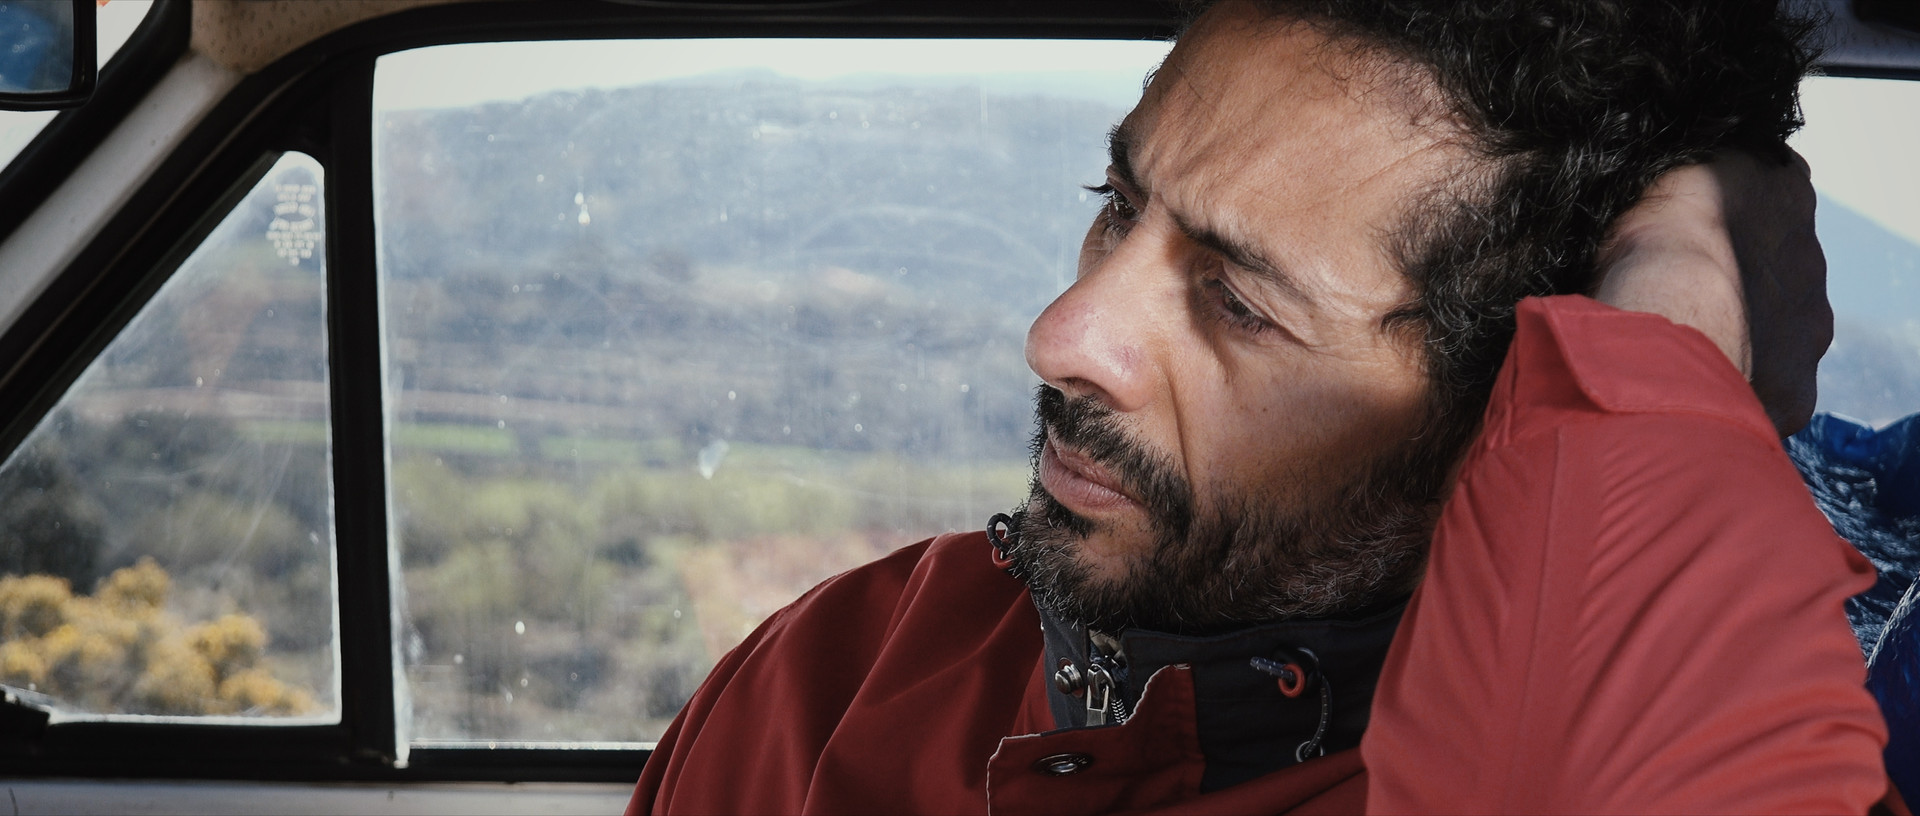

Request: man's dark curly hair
left=1202, top=0, right=1818, bottom=477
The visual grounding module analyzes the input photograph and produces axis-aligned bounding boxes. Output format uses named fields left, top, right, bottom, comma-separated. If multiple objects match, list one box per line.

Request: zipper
left=1083, top=648, right=1130, bottom=726
left=1049, top=635, right=1133, bottom=728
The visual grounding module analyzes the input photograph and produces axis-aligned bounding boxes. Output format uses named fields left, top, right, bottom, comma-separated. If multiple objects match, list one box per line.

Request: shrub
left=0, top=558, right=318, bottom=716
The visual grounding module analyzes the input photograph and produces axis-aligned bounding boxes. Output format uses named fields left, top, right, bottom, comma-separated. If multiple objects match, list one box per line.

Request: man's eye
left=1202, top=276, right=1272, bottom=334
left=1085, top=183, right=1139, bottom=231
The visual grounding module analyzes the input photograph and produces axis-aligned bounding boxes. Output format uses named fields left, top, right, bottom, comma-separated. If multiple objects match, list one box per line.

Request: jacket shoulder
left=631, top=528, right=1039, bottom=815
left=769, top=529, right=1010, bottom=637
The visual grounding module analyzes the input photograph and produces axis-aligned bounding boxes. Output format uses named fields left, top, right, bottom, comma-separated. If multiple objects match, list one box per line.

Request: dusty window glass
left=0, top=0, right=156, bottom=169
left=373, top=38, right=1168, bottom=745
left=1792, top=76, right=1920, bottom=426
left=0, top=151, right=336, bottom=721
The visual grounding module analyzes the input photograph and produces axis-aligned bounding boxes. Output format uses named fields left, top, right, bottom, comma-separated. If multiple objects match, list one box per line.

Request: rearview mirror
left=0, top=0, right=95, bottom=111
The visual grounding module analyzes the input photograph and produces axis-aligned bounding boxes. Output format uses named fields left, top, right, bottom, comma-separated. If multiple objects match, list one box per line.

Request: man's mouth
left=1038, top=433, right=1143, bottom=515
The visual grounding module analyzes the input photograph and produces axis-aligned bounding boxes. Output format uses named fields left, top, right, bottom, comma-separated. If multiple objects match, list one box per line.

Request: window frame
left=0, top=0, right=1185, bottom=782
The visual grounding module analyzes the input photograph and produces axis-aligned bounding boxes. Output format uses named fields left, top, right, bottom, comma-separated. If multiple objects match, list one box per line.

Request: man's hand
left=1593, top=150, right=1832, bottom=437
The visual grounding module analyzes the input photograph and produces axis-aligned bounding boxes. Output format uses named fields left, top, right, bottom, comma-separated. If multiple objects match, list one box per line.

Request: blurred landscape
left=377, top=73, right=1133, bottom=742
left=0, top=154, right=337, bottom=718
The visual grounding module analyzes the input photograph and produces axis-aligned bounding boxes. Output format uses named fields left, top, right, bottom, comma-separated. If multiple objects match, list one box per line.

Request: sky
left=373, top=38, right=1173, bottom=113
left=1792, top=75, right=1920, bottom=248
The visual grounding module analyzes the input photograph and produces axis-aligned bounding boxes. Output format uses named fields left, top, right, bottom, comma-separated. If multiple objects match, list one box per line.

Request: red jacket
left=629, top=296, right=1893, bottom=814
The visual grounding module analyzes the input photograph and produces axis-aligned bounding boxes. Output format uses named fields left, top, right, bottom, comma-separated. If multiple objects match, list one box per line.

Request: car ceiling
left=190, top=0, right=472, bottom=74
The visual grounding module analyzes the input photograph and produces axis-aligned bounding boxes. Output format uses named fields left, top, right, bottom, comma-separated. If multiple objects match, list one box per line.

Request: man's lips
left=1039, top=434, right=1143, bottom=514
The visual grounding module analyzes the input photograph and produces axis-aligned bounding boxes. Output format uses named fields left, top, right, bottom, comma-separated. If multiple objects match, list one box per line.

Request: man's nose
left=1025, top=237, right=1172, bottom=413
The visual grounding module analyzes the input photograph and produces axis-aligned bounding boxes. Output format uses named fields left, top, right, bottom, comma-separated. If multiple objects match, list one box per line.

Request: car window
left=373, top=37, right=1169, bottom=747
left=1792, top=75, right=1920, bottom=426
left=0, top=151, right=336, bottom=722
left=0, top=0, right=156, bottom=169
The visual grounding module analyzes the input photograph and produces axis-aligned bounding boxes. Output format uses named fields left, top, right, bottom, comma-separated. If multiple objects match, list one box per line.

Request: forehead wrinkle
left=1170, top=74, right=1468, bottom=305
left=1252, top=137, right=1467, bottom=275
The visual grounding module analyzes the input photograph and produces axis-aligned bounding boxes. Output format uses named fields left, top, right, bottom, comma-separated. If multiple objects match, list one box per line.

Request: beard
left=1005, top=385, right=1463, bottom=635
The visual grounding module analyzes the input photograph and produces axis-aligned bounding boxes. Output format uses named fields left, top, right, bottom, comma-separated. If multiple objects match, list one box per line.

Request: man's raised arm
left=1363, top=154, right=1896, bottom=813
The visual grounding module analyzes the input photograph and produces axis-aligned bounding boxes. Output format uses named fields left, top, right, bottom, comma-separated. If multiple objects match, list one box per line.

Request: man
left=628, top=1, right=1895, bottom=812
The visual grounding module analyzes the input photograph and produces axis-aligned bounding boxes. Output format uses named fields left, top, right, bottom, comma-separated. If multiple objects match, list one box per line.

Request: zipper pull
left=1083, top=662, right=1114, bottom=726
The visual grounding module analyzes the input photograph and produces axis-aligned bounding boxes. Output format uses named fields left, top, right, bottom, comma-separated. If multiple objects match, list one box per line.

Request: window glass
left=374, top=38, right=1168, bottom=745
left=0, top=0, right=156, bottom=169
left=1791, top=76, right=1920, bottom=426
left=0, top=151, right=336, bottom=721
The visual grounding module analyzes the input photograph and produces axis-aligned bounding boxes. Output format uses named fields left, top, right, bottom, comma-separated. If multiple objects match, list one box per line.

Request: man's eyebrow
left=1173, top=214, right=1317, bottom=309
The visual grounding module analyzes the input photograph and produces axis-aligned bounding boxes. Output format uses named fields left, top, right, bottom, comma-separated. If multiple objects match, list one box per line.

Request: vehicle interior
left=0, top=0, right=1915, bottom=812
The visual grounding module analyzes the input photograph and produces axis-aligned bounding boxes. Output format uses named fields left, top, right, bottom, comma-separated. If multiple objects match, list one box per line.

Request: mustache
left=1030, top=385, right=1193, bottom=538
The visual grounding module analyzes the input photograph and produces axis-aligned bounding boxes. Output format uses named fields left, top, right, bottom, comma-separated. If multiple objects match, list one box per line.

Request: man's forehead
left=1132, top=5, right=1454, bottom=176
left=1115, top=3, right=1468, bottom=301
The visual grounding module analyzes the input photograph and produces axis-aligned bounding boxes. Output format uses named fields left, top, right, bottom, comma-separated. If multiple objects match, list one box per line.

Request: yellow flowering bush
left=0, top=558, right=315, bottom=716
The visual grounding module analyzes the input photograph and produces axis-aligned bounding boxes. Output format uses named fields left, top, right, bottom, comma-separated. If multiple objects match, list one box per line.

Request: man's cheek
left=1212, top=387, right=1424, bottom=492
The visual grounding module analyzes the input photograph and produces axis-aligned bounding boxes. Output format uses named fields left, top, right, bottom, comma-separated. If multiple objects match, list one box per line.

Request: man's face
left=1012, top=2, right=1471, bottom=633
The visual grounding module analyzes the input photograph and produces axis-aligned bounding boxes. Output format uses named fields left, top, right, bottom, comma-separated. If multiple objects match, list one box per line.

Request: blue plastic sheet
left=1790, top=412, right=1920, bottom=799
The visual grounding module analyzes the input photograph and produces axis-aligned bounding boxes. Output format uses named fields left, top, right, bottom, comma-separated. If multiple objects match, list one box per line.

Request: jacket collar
left=1037, top=600, right=1405, bottom=792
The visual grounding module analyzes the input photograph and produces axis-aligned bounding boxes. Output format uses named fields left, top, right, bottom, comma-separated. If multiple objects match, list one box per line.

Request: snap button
left=1032, top=752, right=1093, bottom=776
left=1052, top=660, right=1086, bottom=696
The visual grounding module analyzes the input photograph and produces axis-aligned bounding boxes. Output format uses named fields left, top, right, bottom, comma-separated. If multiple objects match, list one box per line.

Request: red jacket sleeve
left=1363, top=295, right=1889, bottom=813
